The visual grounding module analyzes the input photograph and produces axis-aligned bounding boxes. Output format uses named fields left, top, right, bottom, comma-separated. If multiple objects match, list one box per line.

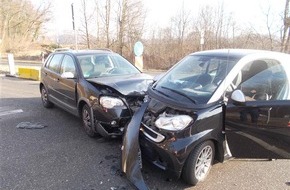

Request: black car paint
left=139, top=99, right=226, bottom=178
left=141, top=87, right=226, bottom=171
left=121, top=50, right=290, bottom=189
left=122, top=88, right=227, bottom=189
left=40, top=51, right=153, bottom=137
left=226, top=99, right=290, bottom=159
left=84, top=74, right=151, bottom=136
left=87, top=73, right=151, bottom=96
left=122, top=89, right=290, bottom=190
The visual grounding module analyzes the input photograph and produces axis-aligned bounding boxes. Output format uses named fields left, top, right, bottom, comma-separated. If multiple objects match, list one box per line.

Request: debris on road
left=16, top=122, right=47, bottom=129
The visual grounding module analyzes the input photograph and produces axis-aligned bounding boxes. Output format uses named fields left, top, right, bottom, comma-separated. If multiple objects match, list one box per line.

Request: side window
left=60, top=55, right=76, bottom=75
left=238, top=60, right=289, bottom=101
left=47, top=54, right=63, bottom=73
left=44, top=55, right=53, bottom=67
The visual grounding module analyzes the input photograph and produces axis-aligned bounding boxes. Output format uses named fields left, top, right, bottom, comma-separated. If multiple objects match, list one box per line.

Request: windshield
left=154, top=55, right=239, bottom=104
left=77, top=53, right=140, bottom=78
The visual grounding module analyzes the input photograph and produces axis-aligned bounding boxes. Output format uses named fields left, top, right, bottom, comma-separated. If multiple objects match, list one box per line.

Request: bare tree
left=116, top=0, right=127, bottom=55
left=80, top=0, right=94, bottom=49
left=170, top=1, right=191, bottom=56
left=104, top=0, right=111, bottom=48
left=214, top=1, right=225, bottom=49
left=260, top=5, right=275, bottom=50
left=0, top=0, right=51, bottom=52
left=195, top=5, right=218, bottom=50
left=97, top=0, right=112, bottom=48
left=281, top=0, right=290, bottom=52
left=116, top=0, right=146, bottom=55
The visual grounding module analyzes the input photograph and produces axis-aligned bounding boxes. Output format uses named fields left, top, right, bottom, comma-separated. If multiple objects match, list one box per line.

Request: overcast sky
left=33, top=0, right=286, bottom=36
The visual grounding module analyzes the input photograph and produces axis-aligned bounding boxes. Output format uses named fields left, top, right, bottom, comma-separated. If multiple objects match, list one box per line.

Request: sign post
left=200, top=30, right=204, bottom=51
left=133, top=41, right=144, bottom=71
left=8, top=53, right=16, bottom=76
left=71, top=3, right=78, bottom=50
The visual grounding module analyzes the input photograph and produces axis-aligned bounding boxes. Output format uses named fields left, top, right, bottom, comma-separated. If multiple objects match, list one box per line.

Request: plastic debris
left=110, top=185, right=128, bottom=190
left=16, top=122, right=47, bottom=129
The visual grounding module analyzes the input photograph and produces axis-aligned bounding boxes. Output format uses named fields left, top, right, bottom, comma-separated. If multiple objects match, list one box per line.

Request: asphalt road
left=1, top=76, right=290, bottom=190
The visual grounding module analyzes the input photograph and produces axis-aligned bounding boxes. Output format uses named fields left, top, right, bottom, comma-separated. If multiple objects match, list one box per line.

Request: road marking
left=0, top=108, right=23, bottom=117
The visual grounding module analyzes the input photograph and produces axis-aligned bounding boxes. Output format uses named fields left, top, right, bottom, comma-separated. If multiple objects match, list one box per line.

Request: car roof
left=190, top=49, right=284, bottom=59
left=52, top=49, right=115, bottom=56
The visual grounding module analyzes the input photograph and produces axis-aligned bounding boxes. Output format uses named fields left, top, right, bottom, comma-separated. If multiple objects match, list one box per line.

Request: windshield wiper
left=160, top=86, right=196, bottom=104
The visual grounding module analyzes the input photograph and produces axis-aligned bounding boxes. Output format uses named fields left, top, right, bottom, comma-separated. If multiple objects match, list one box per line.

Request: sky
left=33, top=0, right=287, bottom=37
left=144, top=0, right=285, bottom=30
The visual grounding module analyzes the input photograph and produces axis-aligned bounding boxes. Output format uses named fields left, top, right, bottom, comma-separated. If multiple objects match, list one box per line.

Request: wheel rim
left=41, top=88, right=48, bottom=104
left=82, top=107, right=92, bottom=131
left=194, top=145, right=213, bottom=181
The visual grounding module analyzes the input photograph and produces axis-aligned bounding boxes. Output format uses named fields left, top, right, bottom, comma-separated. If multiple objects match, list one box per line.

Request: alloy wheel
left=194, top=145, right=213, bottom=181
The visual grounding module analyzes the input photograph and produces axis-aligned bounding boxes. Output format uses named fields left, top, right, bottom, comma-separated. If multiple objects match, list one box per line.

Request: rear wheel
left=41, top=86, right=53, bottom=108
left=182, top=141, right=215, bottom=185
left=82, top=104, right=98, bottom=137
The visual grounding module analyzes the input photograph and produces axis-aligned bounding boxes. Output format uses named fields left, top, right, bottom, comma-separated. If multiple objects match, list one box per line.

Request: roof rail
left=94, top=48, right=114, bottom=52
left=53, top=48, right=73, bottom=52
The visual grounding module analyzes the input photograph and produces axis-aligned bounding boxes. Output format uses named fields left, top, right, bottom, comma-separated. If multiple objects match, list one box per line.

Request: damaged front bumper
left=92, top=106, right=131, bottom=137
left=121, top=101, right=149, bottom=190
left=91, top=96, right=145, bottom=137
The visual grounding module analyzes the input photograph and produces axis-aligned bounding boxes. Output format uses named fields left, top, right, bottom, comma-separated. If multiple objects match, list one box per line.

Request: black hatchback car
left=122, top=49, right=290, bottom=189
left=40, top=49, right=153, bottom=137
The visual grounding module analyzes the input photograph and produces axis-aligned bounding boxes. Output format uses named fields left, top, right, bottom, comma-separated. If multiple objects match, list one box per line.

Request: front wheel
left=182, top=141, right=215, bottom=186
left=82, top=104, right=98, bottom=137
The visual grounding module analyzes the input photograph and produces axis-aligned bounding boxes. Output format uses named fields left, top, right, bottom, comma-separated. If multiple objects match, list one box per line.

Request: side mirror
left=61, top=72, right=75, bottom=79
left=231, top=90, right=246, bottom=105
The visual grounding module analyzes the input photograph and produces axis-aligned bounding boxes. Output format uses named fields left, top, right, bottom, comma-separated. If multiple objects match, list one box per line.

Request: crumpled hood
left=87, top=73, right=153, bottom=96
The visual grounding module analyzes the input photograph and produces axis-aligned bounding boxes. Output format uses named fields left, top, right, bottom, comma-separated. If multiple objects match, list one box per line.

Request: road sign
left=134, top=41, right=144, bottom=56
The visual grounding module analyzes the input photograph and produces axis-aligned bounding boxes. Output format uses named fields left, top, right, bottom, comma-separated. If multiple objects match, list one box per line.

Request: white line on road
left=0, top=109, right=23, bottom=117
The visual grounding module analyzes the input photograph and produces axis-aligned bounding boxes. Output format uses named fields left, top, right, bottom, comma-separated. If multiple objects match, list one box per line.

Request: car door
left=54, top=55, right=78, bottom=114
left=225, top=59, right=290, bottom=159
left=42, top=53, right=64, bottom=101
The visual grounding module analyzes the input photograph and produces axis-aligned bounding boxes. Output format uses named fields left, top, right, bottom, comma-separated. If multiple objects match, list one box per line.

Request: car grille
left=140, top=112, right=165, bottom=143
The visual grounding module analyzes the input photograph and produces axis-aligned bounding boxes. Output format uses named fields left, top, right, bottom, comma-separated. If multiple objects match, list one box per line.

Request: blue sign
left=134, top=41, right=144, bottom=56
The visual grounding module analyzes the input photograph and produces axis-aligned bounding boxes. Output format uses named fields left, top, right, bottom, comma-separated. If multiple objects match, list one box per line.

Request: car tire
left=182, top=141, right=215, bottom=186
left=41, top=86, right=54, bottom=108
left=82, top=104, right=98, bottom=137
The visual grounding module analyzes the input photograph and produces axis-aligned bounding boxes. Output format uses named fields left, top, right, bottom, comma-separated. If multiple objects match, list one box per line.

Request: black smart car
left=40, top=49, right=153, bottom=137
left=122, top=49, right=290, bottom=189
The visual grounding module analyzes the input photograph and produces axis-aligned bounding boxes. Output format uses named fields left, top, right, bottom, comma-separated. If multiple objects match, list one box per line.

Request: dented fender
left=121, top=101, right=149, bottom=190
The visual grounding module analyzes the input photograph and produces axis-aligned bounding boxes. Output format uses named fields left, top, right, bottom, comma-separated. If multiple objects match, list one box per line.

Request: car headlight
left=155, top=115, right=193, bottom=131
left=100, top=96, right=124, bottom=109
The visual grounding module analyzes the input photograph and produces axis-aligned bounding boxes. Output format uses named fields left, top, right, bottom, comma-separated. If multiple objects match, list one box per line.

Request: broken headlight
left=155, top=113, right=193, bottom=131
left=100, top=96, right=124, bottom=109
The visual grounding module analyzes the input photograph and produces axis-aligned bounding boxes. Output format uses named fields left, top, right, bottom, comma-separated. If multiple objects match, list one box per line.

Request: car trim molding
left=140, top=122, right=165, bottom=143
